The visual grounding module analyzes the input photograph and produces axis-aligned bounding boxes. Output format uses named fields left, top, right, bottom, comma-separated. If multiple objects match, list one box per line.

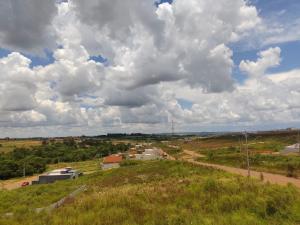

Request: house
left=32, top=167, right=81, bottom=185
left=101, top=155, right=123, bottom=170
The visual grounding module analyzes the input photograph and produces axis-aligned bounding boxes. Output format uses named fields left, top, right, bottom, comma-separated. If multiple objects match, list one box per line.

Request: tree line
left=0, top=139, right=130, bottom=179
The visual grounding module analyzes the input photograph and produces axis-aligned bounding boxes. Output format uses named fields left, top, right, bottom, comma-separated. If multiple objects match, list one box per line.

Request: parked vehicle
left=21, top=181, right=30, bottom=187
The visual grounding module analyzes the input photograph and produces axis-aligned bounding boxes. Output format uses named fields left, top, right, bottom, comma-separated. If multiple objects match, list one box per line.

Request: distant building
left=101, top=155, right=123, bottom=170
left=134, top=148, right=163, bottom=160
left=32, top=167, right=81, bottom=185
left=281, top=143, right=300, bottom=154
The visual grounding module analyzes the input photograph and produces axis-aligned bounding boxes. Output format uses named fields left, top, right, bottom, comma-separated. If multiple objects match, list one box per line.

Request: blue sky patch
left=232, top=40, right=300, bottom=83
left=26, top=50, right=55, bottom=68
left=155, top=0, right=172, bottom=7
left=0, top=48, right=55, bottom=68
left=177, top=98, right=193, bottom=110
left=89, top=55, right=108, bottom=65
left=0, top=48, right=11, bottom=58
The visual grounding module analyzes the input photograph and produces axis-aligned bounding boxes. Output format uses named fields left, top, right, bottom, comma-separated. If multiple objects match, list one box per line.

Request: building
left=134, top=148, right=163, bottom=160
left=101, top=155, right=123, bottom=170
left=32, top=167, right=81, bottom=185
left=281, top=143, right=300, bottom=154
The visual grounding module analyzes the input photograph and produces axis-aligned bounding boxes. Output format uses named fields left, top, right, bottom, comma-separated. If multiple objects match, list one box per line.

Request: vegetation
left=155, top=141, right=183, bottom=159
left=0, top=178, right=82, bottom=215
left=0, top=160, right=299, bottom=225
left=0, top=140, right=42, bottom=153
left=198, top=151, right=300, bottom=177
left=47, top=159, right=100, bottom=174
left=164, top=133, right=300, bottom=177
left=0, top=139, right=130, bottom=180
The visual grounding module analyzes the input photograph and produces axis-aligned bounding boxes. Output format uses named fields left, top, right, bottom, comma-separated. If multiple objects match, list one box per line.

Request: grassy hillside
left=0, top=160, right=299, bottom=225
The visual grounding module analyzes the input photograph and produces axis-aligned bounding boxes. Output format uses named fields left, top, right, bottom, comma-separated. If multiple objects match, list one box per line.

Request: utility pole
left=244, top=131, right=250, bottom=177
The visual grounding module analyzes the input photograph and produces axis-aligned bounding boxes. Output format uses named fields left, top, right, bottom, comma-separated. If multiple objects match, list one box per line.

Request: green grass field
left=47, top=159, right=100, bottom=174
left=198, top=151, right=300, bottom=177
left=163, top=133, right=300, bottom=177
left=0, top=160, right=299, bottom=225
left=0, top=140, right=42, bottom=153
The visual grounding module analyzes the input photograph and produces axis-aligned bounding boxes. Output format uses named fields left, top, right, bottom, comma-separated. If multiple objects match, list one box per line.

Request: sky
left=0, top=0, right=300, bottom=137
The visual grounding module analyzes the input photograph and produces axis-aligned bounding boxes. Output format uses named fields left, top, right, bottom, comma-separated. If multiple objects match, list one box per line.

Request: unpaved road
left=0, top=171, right=95, bottom=191
left=0, top=175, right=39, bottom=190
left=181, top=150, right=300, bottom=188
left=183, top=150, right=205, bottom=158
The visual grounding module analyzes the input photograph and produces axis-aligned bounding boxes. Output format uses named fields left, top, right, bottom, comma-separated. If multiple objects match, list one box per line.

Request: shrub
left=207, top=151, right=215, bottom=160
left=120, top=160, right=140, bottom=167
left=286, top=163, right=296, bottom=178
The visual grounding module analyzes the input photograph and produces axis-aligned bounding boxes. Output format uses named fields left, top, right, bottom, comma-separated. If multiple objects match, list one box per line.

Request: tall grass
left=0, top=161, right=299, bottom=225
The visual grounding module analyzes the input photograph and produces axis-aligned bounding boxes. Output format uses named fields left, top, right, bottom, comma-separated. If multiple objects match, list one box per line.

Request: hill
left=0, top=160, right=299, bottom=225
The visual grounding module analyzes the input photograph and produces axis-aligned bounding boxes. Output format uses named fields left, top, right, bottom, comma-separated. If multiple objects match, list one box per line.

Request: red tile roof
left=103, top=155, right=123, bottom=164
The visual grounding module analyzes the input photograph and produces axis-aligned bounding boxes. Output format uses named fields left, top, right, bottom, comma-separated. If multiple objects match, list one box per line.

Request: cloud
left=0, top=0, right=57, bottom=53
left=239, top=47, right=281, bottom=77
left=1, top=0, right=300, bottom=137
left=72, top=0, right=164, bottom=44
left=72, top=0, right=260, bottom=92
left=0, top=53, right=37, bottom=112
left=104, top=87, right=157, bottom=108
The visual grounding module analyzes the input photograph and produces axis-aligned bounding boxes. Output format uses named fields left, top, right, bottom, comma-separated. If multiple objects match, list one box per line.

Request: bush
left=286, top=163, right=297, bottom=178
left=207, top=151, right=215, bottom=160
left=120, top=160, right=140, bottom=167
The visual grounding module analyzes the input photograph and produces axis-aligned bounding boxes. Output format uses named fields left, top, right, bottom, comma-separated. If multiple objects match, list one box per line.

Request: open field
left=181, top=150, right=300, bottom=188
left=161, top=133, right=300, bottom=177
left=47, top=159, right=100, bottom=174
left=0, top=140, right=42, bottom=153
left=197, top=151, right=300, bottom=177
left=0, top=160, right=299, bottom=225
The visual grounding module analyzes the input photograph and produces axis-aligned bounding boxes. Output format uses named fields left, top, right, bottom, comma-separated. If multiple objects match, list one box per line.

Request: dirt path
left=183, top=150, right=205, bottom=158
left=180, top=150, right=300, bottom=188
left=0, top=170, right=95, bottom=191
left=0, top=175, right=39, bottom=190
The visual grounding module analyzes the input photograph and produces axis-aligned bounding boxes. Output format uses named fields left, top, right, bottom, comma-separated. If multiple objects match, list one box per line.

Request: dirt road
left=0, top=175, right=39, bottom=190
left=182, top=150, right=205, bottom=158
left=181, top=150, right=300, bottom=188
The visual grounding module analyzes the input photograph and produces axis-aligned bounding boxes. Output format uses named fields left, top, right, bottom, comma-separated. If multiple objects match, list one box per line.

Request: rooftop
left=103, top=155, right=123, bottom=164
